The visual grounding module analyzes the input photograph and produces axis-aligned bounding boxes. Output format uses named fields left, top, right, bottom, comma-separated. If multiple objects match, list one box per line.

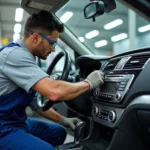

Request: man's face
left=34, top=30, right=59, bottom=60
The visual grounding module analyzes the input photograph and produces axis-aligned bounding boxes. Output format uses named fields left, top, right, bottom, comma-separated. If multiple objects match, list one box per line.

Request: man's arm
left=32, top=70, right=104, bottom=102
left=36, top=107, right=62, bottom=122
left=32, top=77, right=89, bottom=101
left=36, top=107, right=80, bottom=130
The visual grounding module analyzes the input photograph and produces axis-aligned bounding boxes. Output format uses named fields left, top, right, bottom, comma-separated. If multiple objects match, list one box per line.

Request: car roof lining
left=21, top=0, right=69, bottom=14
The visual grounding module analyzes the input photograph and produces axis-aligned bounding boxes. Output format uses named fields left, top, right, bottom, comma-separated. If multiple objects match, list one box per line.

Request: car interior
left=10, top=0, right=150, bottom=149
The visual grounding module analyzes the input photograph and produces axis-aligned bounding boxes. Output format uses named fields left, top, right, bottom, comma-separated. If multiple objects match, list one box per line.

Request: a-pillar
left=128, top=9, right=136, bottom=50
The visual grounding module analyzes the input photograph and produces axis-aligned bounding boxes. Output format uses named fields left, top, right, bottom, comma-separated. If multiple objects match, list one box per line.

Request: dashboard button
left=118, top=87, right=125, bottom=91
left=108, top=95, right=113, bottom=99
left=119, top=85, right=126, bottom=88
left=120, top=81, right=127, bottom=85
left=104, top=117, right=108, bottom=120
left=122, top=79, right=129, bottom=82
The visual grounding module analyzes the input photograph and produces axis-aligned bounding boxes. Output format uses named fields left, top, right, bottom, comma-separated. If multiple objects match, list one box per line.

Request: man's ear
left=32, top=33, right=41, bottom=44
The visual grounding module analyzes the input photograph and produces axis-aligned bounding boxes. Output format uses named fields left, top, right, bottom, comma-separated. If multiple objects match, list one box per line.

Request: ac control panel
left=92, top=102, right=124, bottom=128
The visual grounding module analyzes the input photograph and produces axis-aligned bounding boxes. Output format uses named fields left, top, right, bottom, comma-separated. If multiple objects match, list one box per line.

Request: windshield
left=56, top=0, right=150, bottom=56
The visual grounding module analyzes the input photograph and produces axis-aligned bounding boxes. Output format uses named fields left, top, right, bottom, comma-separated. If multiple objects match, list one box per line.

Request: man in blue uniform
left=0, top=10, right=104, bottom=150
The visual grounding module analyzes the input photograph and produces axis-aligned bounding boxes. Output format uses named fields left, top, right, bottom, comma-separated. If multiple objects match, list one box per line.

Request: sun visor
left=21, top=0, right=69, bottom=14
left=118, top=0, right=150, bottom=21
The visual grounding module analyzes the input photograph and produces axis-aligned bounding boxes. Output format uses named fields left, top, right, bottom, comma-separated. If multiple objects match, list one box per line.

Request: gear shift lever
left=68, top=121, right=86, bottom=150
left=74, top=121, right=86, bottom=144
left=56, top=121, right=86, bottom=150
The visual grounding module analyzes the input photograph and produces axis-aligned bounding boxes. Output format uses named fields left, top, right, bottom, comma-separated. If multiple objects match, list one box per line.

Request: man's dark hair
left=24, top=10, right=64, bottom=36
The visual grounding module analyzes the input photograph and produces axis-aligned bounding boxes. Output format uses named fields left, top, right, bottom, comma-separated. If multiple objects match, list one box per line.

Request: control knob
left=115, top=93, right=121, bottom=101
left=92, top=106, right=99, bottom=116
left=108, top=110, right=116, bottom=122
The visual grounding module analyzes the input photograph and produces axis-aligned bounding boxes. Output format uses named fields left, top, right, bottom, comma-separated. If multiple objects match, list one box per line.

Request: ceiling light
left=85, top=30, right=99, bottom=39
left=104, top=19, right=123, bottom=30
left=78, top=37, right=85, bottom=42
left=138, top=24, right=150, bottom=32
left=111, top=33, right=128, bottom=42
left=60, top=12, right=73, bottom=23
left=95, top=40, right=108, bottom=48
left=15, top=8, right=24, bottom=22
left=14, top=24, right=22, bottom=33
left=13, top=33, right=20, bottom=41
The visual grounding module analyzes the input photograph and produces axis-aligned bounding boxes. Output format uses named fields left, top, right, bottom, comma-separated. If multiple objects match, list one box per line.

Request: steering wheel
left=37, top=50, right=71, bottom=111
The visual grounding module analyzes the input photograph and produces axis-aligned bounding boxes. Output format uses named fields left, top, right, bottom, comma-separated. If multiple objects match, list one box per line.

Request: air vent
left=123, top=53, right=150, bottom=69
left=104, top=59, right=121, bottom=71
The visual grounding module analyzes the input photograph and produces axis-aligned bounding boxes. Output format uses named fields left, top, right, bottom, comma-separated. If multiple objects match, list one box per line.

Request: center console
left=92, top=73, right=135, bottom=127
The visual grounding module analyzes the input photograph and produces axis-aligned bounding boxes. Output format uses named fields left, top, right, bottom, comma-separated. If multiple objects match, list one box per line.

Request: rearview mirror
left=84, top=1, right=105, bottom=22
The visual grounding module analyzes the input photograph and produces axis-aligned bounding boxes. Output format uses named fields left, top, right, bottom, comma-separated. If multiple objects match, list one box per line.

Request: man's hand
left=59, top=116, right=81, bottom=130
left=84, top=70, right=104, bottom=90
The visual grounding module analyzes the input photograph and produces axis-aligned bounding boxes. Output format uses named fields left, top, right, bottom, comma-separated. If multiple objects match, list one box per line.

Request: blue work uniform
left=0, top=41, right=66, bottom=150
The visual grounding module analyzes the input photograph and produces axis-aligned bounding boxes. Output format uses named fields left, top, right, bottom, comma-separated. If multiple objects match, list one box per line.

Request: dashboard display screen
left=100, top=81, right=120, bottom=94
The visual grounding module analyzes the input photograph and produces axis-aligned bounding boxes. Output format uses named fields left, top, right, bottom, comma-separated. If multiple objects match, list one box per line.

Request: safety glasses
left=38, top=33, right=57, bottom=48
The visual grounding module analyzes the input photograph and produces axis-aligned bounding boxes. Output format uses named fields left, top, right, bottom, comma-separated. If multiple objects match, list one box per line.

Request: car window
left=56, top=0, right=150, bottom=56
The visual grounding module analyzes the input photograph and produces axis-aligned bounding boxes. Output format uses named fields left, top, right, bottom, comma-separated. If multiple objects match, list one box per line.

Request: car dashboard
left=76, top=47, right=150, bottom=130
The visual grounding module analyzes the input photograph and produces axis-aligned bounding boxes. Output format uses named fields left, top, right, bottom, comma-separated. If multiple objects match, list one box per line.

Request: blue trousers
left=0, top=118, right=67, bottom=150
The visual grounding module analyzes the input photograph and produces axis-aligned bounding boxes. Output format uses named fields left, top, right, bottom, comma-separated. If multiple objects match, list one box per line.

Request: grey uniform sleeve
left=2, top=47, right=49, bottom=92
